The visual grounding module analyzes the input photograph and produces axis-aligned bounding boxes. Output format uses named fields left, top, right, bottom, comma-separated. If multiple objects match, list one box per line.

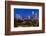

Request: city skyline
left=14, top=8, right=39, bottom=20
left=14, top=8, right=39, bottom=27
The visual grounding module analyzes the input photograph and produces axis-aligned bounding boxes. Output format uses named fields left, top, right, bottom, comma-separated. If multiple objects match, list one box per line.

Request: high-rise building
left=28, top=15, right=30, bottom=19
left=32, top=11, right=34, bottom=15
left=32, top=11, right=35, bottom=19
left=35, top=13, right=37, bottom=18
left=34, top=13, right=38, bottom=20
left=16, top=14, right=21, bottom=20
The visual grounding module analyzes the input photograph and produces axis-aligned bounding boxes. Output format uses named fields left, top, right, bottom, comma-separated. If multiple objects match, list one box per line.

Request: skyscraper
left=35, top=13, right=37, bottom=17
left=16, top=14, right=21, bottom=20
left=32, top=11, right=35, bottom=20
left=32, top=11, right=34, bottom=15
left=28, top=15, right=30, bottom=19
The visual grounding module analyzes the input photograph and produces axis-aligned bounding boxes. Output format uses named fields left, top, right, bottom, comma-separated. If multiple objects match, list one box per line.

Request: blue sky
left=14, top=8, right=39, bottom=17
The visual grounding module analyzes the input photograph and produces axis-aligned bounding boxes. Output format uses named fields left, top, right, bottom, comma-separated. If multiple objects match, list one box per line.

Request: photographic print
left=5, top=1, right=45, bottom=35
left=14, top=8, right=39, bottom=27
